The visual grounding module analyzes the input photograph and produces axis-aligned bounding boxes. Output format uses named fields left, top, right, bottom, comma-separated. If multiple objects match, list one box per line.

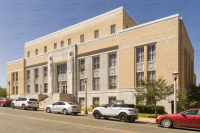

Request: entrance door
left=62, top=86, right=67, bottom=93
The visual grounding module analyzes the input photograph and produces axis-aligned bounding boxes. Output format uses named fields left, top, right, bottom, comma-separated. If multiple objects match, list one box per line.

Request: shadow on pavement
left=159, top=126, right=200, bottom=132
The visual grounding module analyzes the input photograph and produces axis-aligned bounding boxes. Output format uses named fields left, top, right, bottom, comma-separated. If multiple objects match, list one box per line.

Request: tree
left=188, top=84, right=200, bottom=102
left=177, top=90, right=197, bottom=112
left=133, top=78, right=174, bottom=118
left=0, top=87, right=7, bottom=97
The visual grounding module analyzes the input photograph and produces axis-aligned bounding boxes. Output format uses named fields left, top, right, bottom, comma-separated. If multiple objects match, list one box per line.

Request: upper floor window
left=57, top=64, right=67, bottom=75
left=35, top=69, right=39, bottom=78
left=27, top=51, right=30, bottom=58
left=54, top=43, right=57, bottom=49
left=61, top=41, right=64, bottom=47
left=111, top=24, right=115, bottom=34
left=137, top=72, right=144, bottom=87
left=27, top=70, right=30, bottom=80
left=13, top=73, right=15, bottom=81
left=147, top=71, right=156, bottom=82
left=80, top=79, right=85, bottom=91
left=35, top=49, right=38, bottom=55
left=148, top=45, right=156, bottom=61
left=80, top=59, right=85, bottom=72
left=68, top=38, right=71, bottom=45
left=109, top=53, right=117, bottom=67
left=137, top=47, right=144, bottom=63
left=80, top=34, right=84, bottom=43
left=93, top=56, right=100, bottom=70
left=44, top=46, right=47, bottom=53
left=109, top=76, right=117, bottom=89
left=16, top=72, right=18, bottom=81
left=44, top=67, right=48, bottom=77
left=94, top=30, right=99, bottom=39
left=93, top=78, right=100, bottom=90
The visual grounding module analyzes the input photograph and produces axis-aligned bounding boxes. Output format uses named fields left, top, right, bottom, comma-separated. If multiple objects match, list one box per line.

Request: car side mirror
left=181, top=113, right=185, bottom=116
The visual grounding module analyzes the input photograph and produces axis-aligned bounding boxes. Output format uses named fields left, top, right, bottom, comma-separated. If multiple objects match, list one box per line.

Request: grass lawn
left=81, top=108, right=93, bottom=112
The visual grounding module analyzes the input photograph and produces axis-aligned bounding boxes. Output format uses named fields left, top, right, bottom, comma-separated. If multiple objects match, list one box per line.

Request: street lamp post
left=84, top=77, right=88, bottom=115
left=172, top=71, right=178, bottom=114
left=8, top=81, right=10, bottom=98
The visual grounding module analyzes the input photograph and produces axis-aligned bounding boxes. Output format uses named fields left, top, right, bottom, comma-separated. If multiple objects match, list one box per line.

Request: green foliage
left=0, top=87, right=7, bottom=97
left=133, top=78, right=174, bottom=117
left=177, top=90, right=197, bottom=112
left=188, top=84, right=200, bottom=102
left=90, top=104, right=106, bottom=109
left=136, top=104, right=165, bottom=114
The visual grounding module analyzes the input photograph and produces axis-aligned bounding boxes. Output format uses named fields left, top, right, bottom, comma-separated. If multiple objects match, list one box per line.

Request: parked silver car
left=92, top=103, right=138, bottom=122
left=11, top=97, right=39, bottom=110
left=46, top=101, right=81, bottom=115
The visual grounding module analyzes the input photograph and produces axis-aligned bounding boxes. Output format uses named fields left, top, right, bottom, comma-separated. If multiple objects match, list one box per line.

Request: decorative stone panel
left=58, top=74, right=67, bottom=82
left=80, top=71, right=85, bottom=79
left=12, top=81, right=15, bottom=87
left=93, top=70, right=100, bottom=77
left=136, top=63, right=144, bottom=72
left=44, top=77, right=48, bottom=83
left=109, top=68, right=117, bottom=76
left=16, top=81, right=18, bottom=86
left=27, top=79, right=30, bottom=85
left=148, top=61, right=156, bottom=71
left=35, top=78, right=38, bottom=84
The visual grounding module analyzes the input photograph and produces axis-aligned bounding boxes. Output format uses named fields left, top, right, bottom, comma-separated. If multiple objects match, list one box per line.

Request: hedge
left=136, top=104, right=165, bottom=114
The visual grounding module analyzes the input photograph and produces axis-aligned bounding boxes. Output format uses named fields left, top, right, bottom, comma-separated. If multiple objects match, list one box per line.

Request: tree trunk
left=154, top=104, right=157, bottom=118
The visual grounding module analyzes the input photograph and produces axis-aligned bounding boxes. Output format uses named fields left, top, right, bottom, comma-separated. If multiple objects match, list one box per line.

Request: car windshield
left=68, top=102, right=76, bottom=105
left=29, top=99, right=38, bottom=101
left=6, top=98, right=12, bottom=100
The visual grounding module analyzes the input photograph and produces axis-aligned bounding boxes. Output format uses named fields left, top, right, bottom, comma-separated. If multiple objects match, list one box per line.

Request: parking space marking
left=0, top=112, right=139, bottom=133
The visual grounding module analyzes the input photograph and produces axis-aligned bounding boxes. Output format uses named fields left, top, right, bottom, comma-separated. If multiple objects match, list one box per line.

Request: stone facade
left=6, top=7, right=195, bottom=114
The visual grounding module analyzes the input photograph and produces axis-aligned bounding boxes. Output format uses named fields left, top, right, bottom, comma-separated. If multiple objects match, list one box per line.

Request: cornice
left=25, top=7, right=124, bottom=47
left=7, top=58, right=24, bottom=65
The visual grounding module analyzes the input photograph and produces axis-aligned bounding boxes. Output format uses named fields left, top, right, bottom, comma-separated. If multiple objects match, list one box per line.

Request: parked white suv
left=11, top=97, right=39, bottom=110
left=92, top=103, right=138, bottom=122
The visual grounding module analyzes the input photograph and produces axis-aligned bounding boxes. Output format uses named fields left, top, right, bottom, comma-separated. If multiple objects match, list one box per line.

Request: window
left=61, top=41, right=64, bottom=47
left=35, top=84, right=38, bottom=93
left=80, top=59, right=85, bottom=72
left=57, top=64, right=67, bottom=75
left=111, top=24, right=115, bottom=34
left=137, top=47, right=144, bottom=63
left=54, top=43, right=57, bottom=49
left=13, top=73, right=15, bottom=81
left=93, top=78, right=100, bottom=90
left=44, top=83, right=48, bottom=93
left=93, top=56, right=100, bottom=70
left=109, top=53, right=117, bottom=67
left=80, top=79, right=85, bottom=91
left=80, top=34, right=84, bottom=43
left=13, top=87, right=15, bottom=95
left=94, top=30, right=99, bottom=39
left=148, top=45, right=156, bottom=61
left=16, top=86, right=18, bottom=95
left=147, top=71, right=156, bottom=82
left=113, top=103, right=120, bottom=107
left=27, top=70, right=30, bottom=80
left=27, top=85, right=30, bottom=93
left=93, top=98, right=99, bottom=105
left=44, top=67, right=48, bottom=77
left=27, top=51, right=30, bottom=57
left=109, top=76, right=117, bottom=89
left=44, top=46, right=47, bottom=53
left=121, top=104, right=135, bottom=108
left=137, top=72, right=144, bottom=87
left=35, top=49, right=38, bottom=55
left=184, top=110, right=199, bottom=115
left=16, top=72, right=18, bottom=81
left=68, top=38, right=71, bottom=45
left=79, top=98, right=85, bottom=106
left=35, top=69, right=39, bottom=78
left=109, top=97, right=116, bottom=103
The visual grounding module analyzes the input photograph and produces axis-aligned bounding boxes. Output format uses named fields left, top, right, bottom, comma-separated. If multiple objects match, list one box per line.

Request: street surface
left=0, top=107, right=199, bottom=133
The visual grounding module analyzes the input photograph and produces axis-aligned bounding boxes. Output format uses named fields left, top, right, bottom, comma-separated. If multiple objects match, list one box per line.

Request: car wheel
left=93, top=111, right=101, bottom=119
left=22, top=104, right=26, bottom=110
left=128, top=118, right=135, bottom=122
left=11, top=103, right=15, bottom=109
left=161, top=118, right=173, bottom=128
left=46, top=107, right=51, bottom=113
left=73, top=113, right=78, bottom=115
left=0, top=103, right=4, bottom=107
left=33, top=108, right=38, bottom=111
left=104, top=117, right=109, bottom=120
left=119, top=113, right=127, bottom=122
left=63, top=109, right=68, bottom=115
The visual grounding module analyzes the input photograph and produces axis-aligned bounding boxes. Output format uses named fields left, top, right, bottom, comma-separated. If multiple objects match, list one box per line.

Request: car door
left=15, top=98, right=21, bottom=107
left=176, top=109, right=199, bottom=128
left=111, top=103, right=121, bottom=116
left=51, top=102, right=59, bottom=112
left=57, top=102, right=65, bottom=112
left=100, top=103, right=113, bottom=116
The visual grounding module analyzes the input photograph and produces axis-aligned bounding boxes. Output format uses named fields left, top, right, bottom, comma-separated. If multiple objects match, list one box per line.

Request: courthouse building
left=7, top=7, right=196, bottom=113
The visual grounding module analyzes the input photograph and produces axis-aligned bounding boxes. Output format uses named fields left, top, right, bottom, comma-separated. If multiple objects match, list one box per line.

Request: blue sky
left=0, top=0, right=200, bottom=88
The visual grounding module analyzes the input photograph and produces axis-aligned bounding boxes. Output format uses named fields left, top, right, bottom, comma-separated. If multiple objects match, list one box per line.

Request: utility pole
left=110, top=0, right=112, bottom=10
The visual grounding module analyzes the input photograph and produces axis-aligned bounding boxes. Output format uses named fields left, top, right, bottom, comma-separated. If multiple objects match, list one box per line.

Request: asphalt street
left=0, top=107, right=199, bottom=133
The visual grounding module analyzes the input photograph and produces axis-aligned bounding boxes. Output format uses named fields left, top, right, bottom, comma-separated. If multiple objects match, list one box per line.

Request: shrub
left=0, top=88, right=7, bottom=97
left=136, top=104, right=165, bottom=114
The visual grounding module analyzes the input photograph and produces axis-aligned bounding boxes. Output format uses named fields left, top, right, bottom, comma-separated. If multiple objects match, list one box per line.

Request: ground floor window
left=147, top=71, right=156, bottom=82
left=93, top=97, right=99, bottom=105
left=16, top=86, right=18, bottom=95
left=79, top=98, right=85, bottom=106
left=44, top=83, right=48, bottom=93
left=35, top=84, right=39, bottom=93
left=93, top=78, right=100, bottom=90
left=13, top=87, right=15, bottom=95
left=137, top=72, right=144, bottom=87
left=109, top=97, right=116, bottom=103
left=109, top=76, right=117, bottom=89
left=80, top=79, right=85, bottom=91
left=27, top=85, right=30, bottom=93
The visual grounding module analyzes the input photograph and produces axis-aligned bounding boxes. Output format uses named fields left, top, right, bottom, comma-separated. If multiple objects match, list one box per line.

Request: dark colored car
left=156, top=108, right=200, bottom=129
left=0, top=97, right=13, bottom=107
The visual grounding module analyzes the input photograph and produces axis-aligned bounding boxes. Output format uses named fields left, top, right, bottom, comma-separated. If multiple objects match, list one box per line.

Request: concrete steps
left=39, top=94, right=53, bottom=108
